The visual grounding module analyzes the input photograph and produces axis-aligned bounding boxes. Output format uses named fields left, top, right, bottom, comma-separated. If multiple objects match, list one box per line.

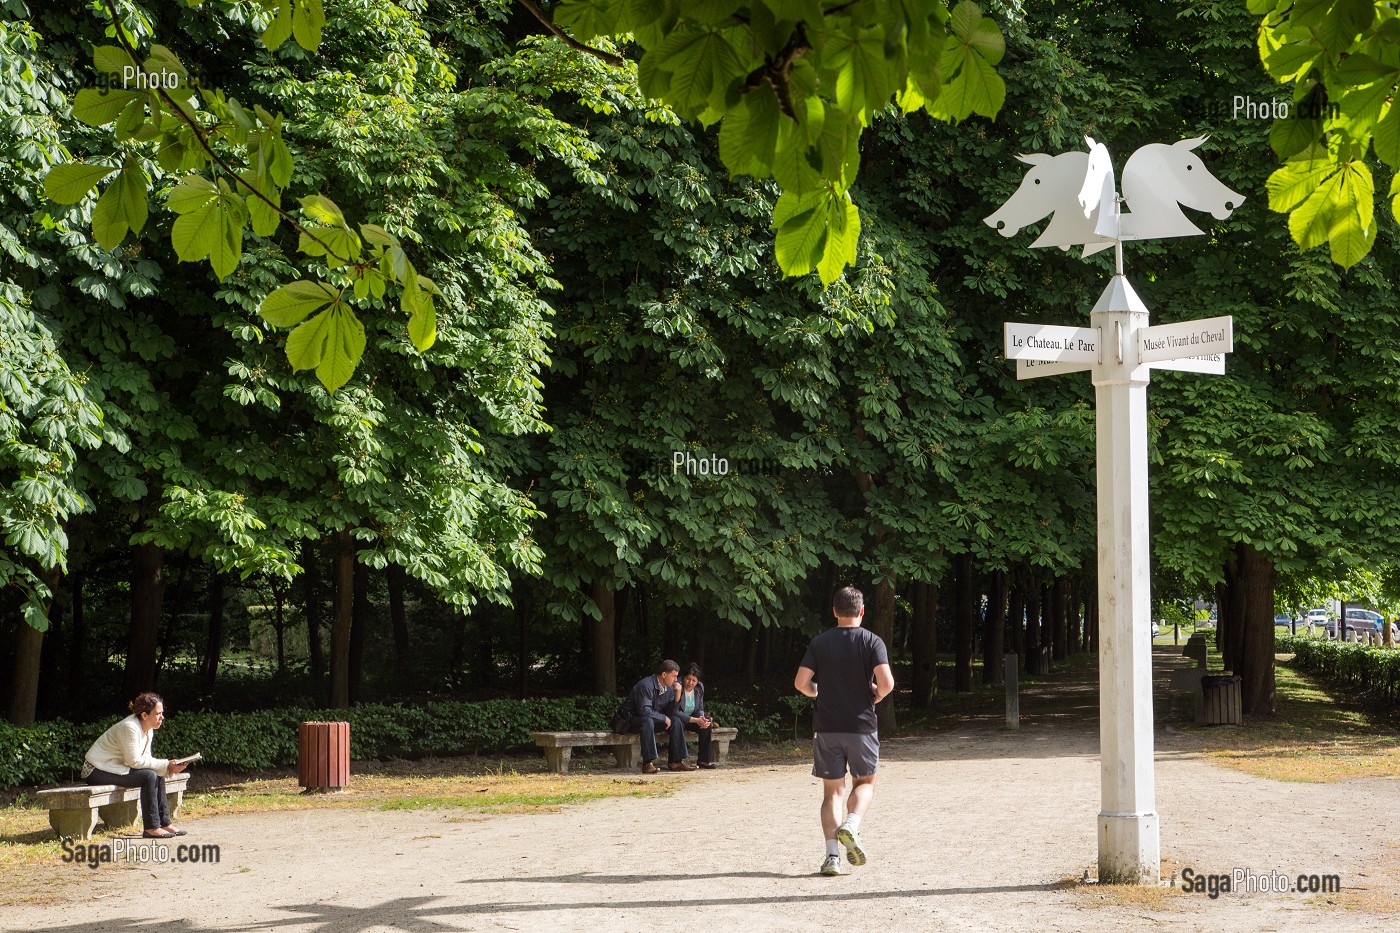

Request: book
left=169, top=753, right=202, bottom=767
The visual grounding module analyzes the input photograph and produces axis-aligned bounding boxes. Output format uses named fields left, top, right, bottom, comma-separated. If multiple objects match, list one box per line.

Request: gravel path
left=6, top=650, right=1397, bottom=933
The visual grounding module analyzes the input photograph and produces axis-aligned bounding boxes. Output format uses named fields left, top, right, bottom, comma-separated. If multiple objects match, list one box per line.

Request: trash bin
left=1200, top=675, right=1241, bottom=725
left=299, top=721, right=350, bottom=792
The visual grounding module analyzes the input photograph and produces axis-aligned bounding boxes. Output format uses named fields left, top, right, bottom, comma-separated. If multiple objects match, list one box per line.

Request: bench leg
left=614, top=740, right=640, bottom=771
left=98, top=799, right=140, bottom=832
left=713, top=738, right=731, bottom=763
left=50, top=807, right=99, bottom=841
left=167, top=789, right=185, bottom=820
left=542, top=746, right=571, bottom=774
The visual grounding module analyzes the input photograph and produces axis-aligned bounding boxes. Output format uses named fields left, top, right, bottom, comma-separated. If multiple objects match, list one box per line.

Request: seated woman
left=677, top=663, right=718, bottom=769
left=82, top=692, right=189, bottom=838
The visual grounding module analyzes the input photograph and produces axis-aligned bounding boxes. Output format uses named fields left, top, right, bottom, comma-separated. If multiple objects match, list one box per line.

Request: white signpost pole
left=1089, top=264, right=1158, bottom=884
left=985, top=136, right=1244, bottom=885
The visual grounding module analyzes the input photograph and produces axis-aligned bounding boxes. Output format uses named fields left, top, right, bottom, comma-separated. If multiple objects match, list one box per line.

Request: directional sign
left=1151, top=354, right=1226, bottom=375
left=1017, top=358, right=1092, bottom=380
left=1137, top=315, right=1232, bottom=364
left=1004, top=323, right=1100, bottom=362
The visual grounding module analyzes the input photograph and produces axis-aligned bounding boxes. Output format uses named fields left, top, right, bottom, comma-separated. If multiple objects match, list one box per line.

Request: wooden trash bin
left=1201, top=675, right=1242, bottom=725
left=299, top=721, right=350, bottom=792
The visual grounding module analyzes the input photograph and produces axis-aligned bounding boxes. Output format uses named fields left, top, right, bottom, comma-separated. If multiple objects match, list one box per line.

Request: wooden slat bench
left=532, top=727, right=738, bottom=774
left=36, top=772, right=191, bottom=840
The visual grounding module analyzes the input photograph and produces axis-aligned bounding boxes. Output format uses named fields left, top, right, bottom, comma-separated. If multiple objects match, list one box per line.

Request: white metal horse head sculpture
left=986, top=135, right=1243, bottom=253
left=983, top=149, right=1115, bottom=256
left=1118, top=136, right=1244, bottom=240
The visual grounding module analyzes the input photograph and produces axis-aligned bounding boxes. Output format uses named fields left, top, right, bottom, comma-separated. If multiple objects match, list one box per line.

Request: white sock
left=826, top=839, right=841, bottom=857
left=841, top=814, right=862, bottom=833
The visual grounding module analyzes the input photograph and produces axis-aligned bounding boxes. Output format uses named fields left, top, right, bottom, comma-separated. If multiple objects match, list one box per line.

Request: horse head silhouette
left=1118, top=136, right=1244, bottom=240
left=983, top=149, right=1115, bottom=256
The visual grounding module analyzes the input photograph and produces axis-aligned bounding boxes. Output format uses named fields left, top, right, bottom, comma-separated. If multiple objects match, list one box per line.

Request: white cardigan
left=81, top=714, right=169, bottom=778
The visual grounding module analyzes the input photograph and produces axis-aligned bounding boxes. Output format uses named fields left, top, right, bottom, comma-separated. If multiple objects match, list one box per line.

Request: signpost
left=984, top=135, right=1243, bottom=884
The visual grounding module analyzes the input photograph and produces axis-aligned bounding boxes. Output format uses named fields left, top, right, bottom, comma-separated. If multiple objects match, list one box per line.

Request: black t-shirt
left=799, top=625, right=890, bottom=734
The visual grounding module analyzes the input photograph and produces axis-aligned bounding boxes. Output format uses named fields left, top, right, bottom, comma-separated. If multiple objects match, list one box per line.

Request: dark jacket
left=675, top=683, right=707, bottom=724
left=615, top=674, right=678, bottom=729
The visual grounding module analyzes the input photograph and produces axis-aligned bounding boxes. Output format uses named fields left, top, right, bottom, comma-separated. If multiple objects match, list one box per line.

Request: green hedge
left=1277, top=634, right=1400, bottom=706
left=0, top=696, right=781, bottom=789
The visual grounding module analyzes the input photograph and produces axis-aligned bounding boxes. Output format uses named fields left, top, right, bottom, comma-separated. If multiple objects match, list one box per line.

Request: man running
left=794, top=586, right=895, bottom=876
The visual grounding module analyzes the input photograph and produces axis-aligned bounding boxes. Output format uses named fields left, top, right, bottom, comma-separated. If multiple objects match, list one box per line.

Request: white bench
left=36, top=772, right=191, bottom=840
left=532, top=727, right=738, bottom=774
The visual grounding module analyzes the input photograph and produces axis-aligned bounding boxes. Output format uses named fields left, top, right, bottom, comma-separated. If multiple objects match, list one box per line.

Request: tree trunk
left=329, top=530, right=353, bottom=708
left=272, top=585, right=286, bottom=673
left=1239, top=544, right=1277, bottom=716
left=1214, top=579, right=1230, bottom=667
left=387, top=563, right=409, bottom=668
left=1048, top=577, right=1064, bottom=661
left=516, top=588, right=529, bottom=700
left=1007, top=581, right=1025, bottom=659
left=1224, top=548, right=1246, bottom=672
left=1040, top=581, right=1053, bottom=651
left=870, top=576, right=898, bottom=730
left=982, top=569, right=1007, bottom=685
left=302, top=540, right=323, bottom=679
left=7, top=566, right=58, bottom=725
left=349, top=560, right=369, bottom=705
left=124, top=542, right=165, bottom=698
left=68, top=566, right=86, bottom=701
left=953, top=555, right=974, bottom=692
left=909, top=580, right=939, bottom=709
left=199, top=574, right=225, bottom=694
left=589, top=580, right=617, bottom=696
left=473, top=602, right=494, bottom=688
left=1024, top=578, right=1041, bottom=673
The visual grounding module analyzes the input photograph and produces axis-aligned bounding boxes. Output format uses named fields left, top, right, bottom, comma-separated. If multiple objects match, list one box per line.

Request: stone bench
left=36, top=772, right=191, bottom=840
left=532, top=727, right=739, bottom=774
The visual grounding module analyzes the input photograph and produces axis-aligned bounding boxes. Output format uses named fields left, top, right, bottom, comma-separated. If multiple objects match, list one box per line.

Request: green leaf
left=1269, top=117, right=1322, bottom=159
left=407, top=302, right=436, bottom=351
left=929, top=42, right=1004, bottom=121
left=553, top=0, right=620, bottom=42
left=92, top=45, right=137, bottom=77
left=291, top=0, right=325, bottom=51
left=718, top=82, right=781, bottom=177
left=821, top=24, right=894, bottom=116
left=1259, top=38, right=1320, bottom=83
left=261, top=1, right=293, bottom=49
left=949, top=0, right=1004, bottom=66
left=260, top=281, right=339, bottom=327
left=1373, top=103, right=1400, bottom=166
left=73, top=88, right=143, bottom=127
left=286, top=305, right=365, bottom=393
left=815, top=193, right=859, bottom=286
left=360, top=223, right=397, bottom=248
left=299, top=194, right=347, bottom=227
left=43, top=163, right=118, bottom=204
left=90, top=158, right=148, bottom=251
left=166, top=175, right=220, bottom=213
left=652, top=26, right=748, bottom=117
left=170, top=181, right=247, bottom=279
left=1265, top=158, right=1337, bottom=212
left=773, top=188, right=830, bottom=277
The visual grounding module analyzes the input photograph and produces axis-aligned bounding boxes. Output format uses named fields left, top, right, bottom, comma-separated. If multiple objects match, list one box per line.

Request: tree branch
left=516, top=0, right=627, bottom=68
left=100, top=0, right=352, bottom=266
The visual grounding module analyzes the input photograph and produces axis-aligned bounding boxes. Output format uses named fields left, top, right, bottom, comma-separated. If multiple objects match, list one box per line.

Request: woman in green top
left=677, top=663, right=718, bottom=768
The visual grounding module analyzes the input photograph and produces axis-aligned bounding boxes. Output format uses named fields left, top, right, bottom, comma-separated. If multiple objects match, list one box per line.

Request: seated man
left=612, top=660, right=695, bottom=773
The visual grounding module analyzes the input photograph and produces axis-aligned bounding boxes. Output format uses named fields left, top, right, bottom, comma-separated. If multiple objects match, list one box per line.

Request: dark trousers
left=86, top=767, right=171, bottom=830
left=629, top=716, right=687, bottom=764
left=684, top=722, right=714, bottom=764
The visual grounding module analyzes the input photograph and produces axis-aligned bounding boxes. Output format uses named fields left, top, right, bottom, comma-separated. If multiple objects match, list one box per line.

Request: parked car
left=1273, top=614, right=1294, bottom=630
left=1303, top=608, right=1330, bottom=631
left=1337, top=608, right=1384, bottom=638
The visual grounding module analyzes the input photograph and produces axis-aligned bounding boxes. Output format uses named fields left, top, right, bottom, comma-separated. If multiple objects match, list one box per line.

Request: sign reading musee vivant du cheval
left=983, top=134, right=1244, bottom=886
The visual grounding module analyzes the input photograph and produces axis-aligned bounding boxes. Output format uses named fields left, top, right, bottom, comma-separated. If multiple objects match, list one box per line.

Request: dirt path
left=5, top=649, right=1397, bottom=933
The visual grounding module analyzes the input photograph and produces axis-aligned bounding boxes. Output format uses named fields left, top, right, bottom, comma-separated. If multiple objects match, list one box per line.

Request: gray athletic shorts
left=811, top=732, right=879, bottom=780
